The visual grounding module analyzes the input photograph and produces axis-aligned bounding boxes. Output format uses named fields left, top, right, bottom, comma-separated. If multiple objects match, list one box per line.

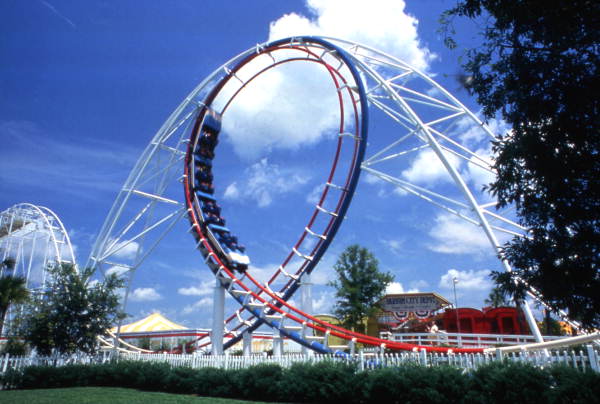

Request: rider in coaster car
left=206, top=212, right=225, bottom=226
left=196, top=167, right=213, bottom=183
left=198, top=147, right=215, bottom=160
left=199, top=130, right=218, bottom=149
left=196, top=181, right=214, bottom=195
left=202, top=200, right=221, bottom=215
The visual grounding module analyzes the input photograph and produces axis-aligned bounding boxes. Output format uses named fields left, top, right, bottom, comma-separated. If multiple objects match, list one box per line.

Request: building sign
left=380, top=293, right=450, bottom=313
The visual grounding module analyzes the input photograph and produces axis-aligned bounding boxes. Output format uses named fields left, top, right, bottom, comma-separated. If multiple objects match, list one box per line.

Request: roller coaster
left=85, top=36, right=596, bottom=355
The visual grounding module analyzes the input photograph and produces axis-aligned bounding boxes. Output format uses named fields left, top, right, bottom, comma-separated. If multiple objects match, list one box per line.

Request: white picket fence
left=119, top=346, right=600, bottom=372
left=0, top=351, right=112, bottom=375
left=1, top=346, right=598, bottom=377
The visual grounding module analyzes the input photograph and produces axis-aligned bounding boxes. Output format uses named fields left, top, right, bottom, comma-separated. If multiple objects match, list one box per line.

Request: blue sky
left=0, top=0, right=520, bottom=328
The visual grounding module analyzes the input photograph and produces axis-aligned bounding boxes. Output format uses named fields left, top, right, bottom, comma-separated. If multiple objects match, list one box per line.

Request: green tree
left=442, top=1, right=600, bottom=329
left=484, top=286, right=512, bottom=308
left=0, top=257, right=29, bottom=335
left=21, top=263, right=125, bottom=355
left=328, top=245, right=393, bottom=333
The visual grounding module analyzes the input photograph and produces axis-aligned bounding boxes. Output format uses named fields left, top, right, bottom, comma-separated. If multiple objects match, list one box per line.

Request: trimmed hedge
left=2, top=360, right=599, bottom=403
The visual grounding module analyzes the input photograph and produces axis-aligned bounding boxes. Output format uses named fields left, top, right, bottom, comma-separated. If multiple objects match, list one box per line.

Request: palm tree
left=484, top=286, right=512, bottom=308
left=0, top=258, right=29, bottom=335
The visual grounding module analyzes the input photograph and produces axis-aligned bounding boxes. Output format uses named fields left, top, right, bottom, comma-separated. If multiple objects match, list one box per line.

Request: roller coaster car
left=199, top=130, right=219, bottom=149
left=205, top=212, right=226, bottom=226
left=194, top=155, right=212, bottom=168
left=201, top=200, right=221, bottom=215
left=197, top=147, right=215, bottom=160
left=202, top=110, right=222, bottom=134
left=202, top=225, right=250, bottom=273
left=195, top=168, right=213, bottom=183
left=195, top=181, right=215, bottom=195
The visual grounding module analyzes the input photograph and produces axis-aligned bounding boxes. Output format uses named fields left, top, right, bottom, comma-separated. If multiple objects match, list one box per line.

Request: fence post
left=2, top=353, right=9, bottom=373
left=359, top=349, right=364, bottom=371
left=419, top=348, right=428, bottom=366
left=495, top=348, right=503, bottom=362
left=586, top=345, right=599, bottom=372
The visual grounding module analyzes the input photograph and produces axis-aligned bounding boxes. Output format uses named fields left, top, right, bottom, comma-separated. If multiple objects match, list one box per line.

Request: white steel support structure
left=242, top=331, right=252, bottom=356
left=0, top=203, right=76, bottom=335
left=300, top=272, right=314, bottom=356
left=211, top=278, right=225, bottom=355
left=321, top=38, right=557, bottom=341
left=86, top=36, right=589, bottom=351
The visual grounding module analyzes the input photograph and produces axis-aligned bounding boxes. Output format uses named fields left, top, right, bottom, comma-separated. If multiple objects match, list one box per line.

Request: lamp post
left=452, top=277, right=461, bottom=346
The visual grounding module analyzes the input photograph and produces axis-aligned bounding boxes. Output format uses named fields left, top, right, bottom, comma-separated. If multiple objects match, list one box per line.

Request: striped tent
left=110, top=312, right=188, bottom=334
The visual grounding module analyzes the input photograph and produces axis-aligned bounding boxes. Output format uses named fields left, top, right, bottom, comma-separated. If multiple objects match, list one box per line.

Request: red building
left=441, top=306, right=530, bottom=335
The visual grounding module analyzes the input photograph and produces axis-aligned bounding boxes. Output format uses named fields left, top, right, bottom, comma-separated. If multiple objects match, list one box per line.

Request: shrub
left=164, top=366, right=198, bottom=394
left=464, top=362, right=551, bottom=404
left=2, top=358, right=600, bottom=403
left=193, top=367, right=235, bottom=398
left=546, top=365, right=600, bottom=404
left=233, top=364, right=283, bottom=401
left=277, top=360, right=358, bottom=403
left=359, top=365, right=467, bottom=404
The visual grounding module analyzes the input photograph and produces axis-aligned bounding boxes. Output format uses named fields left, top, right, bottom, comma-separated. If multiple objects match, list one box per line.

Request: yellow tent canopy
left=110, top=312, right=188, bottom=334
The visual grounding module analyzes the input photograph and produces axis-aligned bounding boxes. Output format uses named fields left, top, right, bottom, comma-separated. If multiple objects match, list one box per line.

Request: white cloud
left=183, top=297, right=213, bottom=315
left=386, top=281, right=405, bottom=294
left=381, top=238, right=403, bottom=255
left=105, top=265, right=129, bottom=277
left=464, top=148, right=496, bottom=190
left=385, top=281, right=420, bottom=295
left=110, top=240, right=140, bottom=260
left=130, top=287, right=162, bottom=302
left=306, top=183, right=325, bottom=205
left=269, top=0, right=434, bottom=71
left=219, top=1, right=433, bottom=160
left=223, top=182, right=240, bottom=200
left=312, top=291, right=335, bottom=313
left=427, top=213, right=492, bottom=256
left=401, top=149, right=461, bottom=186
left=439, top=268, right=492, bottom=291
left=178, top=280, right=214, bottom=296
left=224, top=158, right=309, bottom=207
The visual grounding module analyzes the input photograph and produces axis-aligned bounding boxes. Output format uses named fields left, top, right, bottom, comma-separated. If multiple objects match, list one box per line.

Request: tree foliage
left=21, top=263, right=124, bottom=355
left=328, top=245, right=393, bottom=332
left=0, top=257, right=29, bottom=335
left=484, top=286, right=512, bottom=308
left=443, top=1, right=600, bottom=329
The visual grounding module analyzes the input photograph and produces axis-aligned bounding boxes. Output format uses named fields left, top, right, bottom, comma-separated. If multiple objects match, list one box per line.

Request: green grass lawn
left=0, top=387, right=273, bottom=404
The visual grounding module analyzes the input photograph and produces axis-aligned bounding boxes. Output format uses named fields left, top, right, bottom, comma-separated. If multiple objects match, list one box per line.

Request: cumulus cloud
left=381, top=238, right=404, bottom=255
left=269, top=0, right=434, bottom=71
left=129, top=287, right=162, bottom=302
left=223, top=158, right=309, bottom=207
left=219, top=0, right=433, bottom=160
left=401, top=149, right=461, bottom=186
left=427, top=213, right=492, bottom=256
left=178, top=280, right=214, bottom=296
left=105, top=265, right=129, bottom=277
left=182, top=297, right=213, bottom=315
left=464, top=148, right=496, bottom=191
left=312, top=291, right=335, bottom=313
left=385, top=281, right=420, bottom=294
left=439, top=268, right=492, bottom=291
left=110, top=240, right=140, bottom=260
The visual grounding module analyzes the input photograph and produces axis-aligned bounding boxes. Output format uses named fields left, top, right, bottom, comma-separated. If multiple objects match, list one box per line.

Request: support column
left=243, top=331, right=252, bottom=356
left=211, top=278, right=225, bottom=355
left=300, top=272, right=314, bottom=356
left=273, top=331, right=283, bottom=356
left=521, top=300, right=544, bottom=343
